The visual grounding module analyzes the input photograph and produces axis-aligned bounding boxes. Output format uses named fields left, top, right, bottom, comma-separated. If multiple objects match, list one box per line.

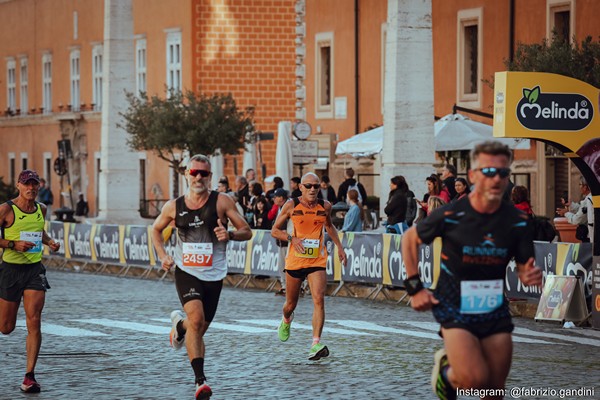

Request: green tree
left=506, top=32, right=600, bottom=87
left=120, top=89, right=255, bottom=195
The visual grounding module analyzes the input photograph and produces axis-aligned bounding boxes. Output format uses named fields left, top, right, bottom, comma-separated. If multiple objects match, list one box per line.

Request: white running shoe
left=169, top=310, right=186, bottom=350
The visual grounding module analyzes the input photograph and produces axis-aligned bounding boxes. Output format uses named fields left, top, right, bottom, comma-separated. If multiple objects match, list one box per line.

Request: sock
left=25, top=372, right=35, bottom=380
left=441, top=364, right=450, bottom=384
left=176, top=320, right=186, bottom=338
left=312, top=337, right=320, bottom=346
left=283, top=314, right=293, bottom=323
left=191, top=358, right=205, bottom=384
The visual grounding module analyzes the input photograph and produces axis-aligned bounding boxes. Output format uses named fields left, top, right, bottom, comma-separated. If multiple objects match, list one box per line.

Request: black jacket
left=337, top=178, right=367, bottom=203
left=384, top=189, right=407, bottom=225
left=317, top=186, right=337, bottom=203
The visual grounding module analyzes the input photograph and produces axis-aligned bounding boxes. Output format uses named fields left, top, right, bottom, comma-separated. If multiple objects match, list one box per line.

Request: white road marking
left=236, top=319, right=373, bottom=336
left=74, top=319, right=169, bottom=334
left=3, top=317, right=589, bottom=347
left=14, top=321, right=108, bottom=337
left=150, top=318, right=274, bottom=334
left=329, top=320, right=441, bottom=340
left=400, top=321, right=558, bottom=345
left=514, top=327, right=600, bottom=347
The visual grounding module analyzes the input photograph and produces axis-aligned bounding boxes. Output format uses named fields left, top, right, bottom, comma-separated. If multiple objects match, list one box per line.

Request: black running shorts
left=440, top=316, right=514, bottom=339
left=285, top=266, right=326, bottom=281
left=0, top=261, right=50, bottom=302
left=174, top=267, right=223, bottom=322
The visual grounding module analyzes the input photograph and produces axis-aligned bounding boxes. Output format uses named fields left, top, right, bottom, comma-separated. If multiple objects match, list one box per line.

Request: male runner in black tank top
left=402, top=142, right=542, bottom=400
left=151, top=155, right=251, bottom=400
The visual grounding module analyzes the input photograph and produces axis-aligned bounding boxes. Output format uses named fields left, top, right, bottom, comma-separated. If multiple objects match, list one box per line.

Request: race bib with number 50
left=182, top=243, right=213, bottom=267
left=295, top=239, right=320, bottom=258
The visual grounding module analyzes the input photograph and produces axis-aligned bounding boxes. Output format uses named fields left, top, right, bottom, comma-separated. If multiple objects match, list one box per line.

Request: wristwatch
left=7, top=240, right=14, bottom=249
left=403, top=274, right=424, bottom=296
left=287, top=234, right=293, bottom=242
left=228, top=231, right=235, bottom=241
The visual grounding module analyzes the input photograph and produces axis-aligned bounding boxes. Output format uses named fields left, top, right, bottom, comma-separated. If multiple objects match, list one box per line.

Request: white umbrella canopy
left=335, top=126, right=383, bottom=158
left=210, top=149, right=224, bottom=189
left=242, top=132, right=257, bottom=177
left=275, top=121, right=293, bottom=190
left=434, top=113, right=530, bottom=151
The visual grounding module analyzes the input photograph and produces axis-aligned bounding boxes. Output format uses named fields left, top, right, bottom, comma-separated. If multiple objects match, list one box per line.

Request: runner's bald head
left=301, top=172, right=319, bottom=183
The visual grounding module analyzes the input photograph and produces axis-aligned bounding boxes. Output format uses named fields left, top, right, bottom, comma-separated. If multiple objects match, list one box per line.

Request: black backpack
left=406, top=196, right=417, bottom=227
left=531, top=216, right=557, bottom=242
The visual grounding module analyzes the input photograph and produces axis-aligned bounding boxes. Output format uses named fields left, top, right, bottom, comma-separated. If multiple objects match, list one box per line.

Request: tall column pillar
left=97, top=0, right=141, bottom=223
left=381, top=0, right=435, bottom=208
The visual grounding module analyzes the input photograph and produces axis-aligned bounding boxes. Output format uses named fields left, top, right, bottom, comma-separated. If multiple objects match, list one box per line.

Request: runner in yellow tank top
left=271, top=172, right=347, bottom=361
left=0, top=170, right=61, bottom=394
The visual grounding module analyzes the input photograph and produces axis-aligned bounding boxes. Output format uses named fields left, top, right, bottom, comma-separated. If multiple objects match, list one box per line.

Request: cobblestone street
left=1, top=271, right=599, bottom=400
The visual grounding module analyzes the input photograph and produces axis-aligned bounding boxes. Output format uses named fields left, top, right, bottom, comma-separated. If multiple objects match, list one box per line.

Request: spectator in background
left=337, top=168, right=367, bottom=204
left=503, top=178, right=515, bottom=204
left=269, top=188, right=290, bottom=295
left=341, top=189, right=363, bottom=232
left=245, top=168, right=256, bottom=182
left=512, top=185, right=533, bottom=215
left=75, top=193, right=89, bottom=217
left=557, top=176, right=593, bottom=243
left=317, top=175, right=336, bottom=204
left=36, top=178, right=53, bottom=220
left=217, top=179, right=230, bottom=193
left=235, top=176, right=251, bottom=214
left=290, top=177, right=302, bottom=198
left=266, top=177, right=284, bottom=199
left=419, top=174, right=449, bottom=215
left=453, top=177, right=470, bottom=202
left=441, top=164, right=457, bottom=199
left=253, top=197, right=271, bottom=230
left=426, top=196, right=447, bottom=215
left=384, top=176, right=409, bottom=234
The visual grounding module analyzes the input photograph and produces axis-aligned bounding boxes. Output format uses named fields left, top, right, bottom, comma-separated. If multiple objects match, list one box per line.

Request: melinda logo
left=516, top=86, right=593, bottom=131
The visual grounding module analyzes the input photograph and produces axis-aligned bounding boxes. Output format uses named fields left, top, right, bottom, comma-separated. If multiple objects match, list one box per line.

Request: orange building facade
left=0, top=0, right=295, bottom=218
left=300, top=0, right=600, bottom=215
left=2, top=0, right=600, bottom=219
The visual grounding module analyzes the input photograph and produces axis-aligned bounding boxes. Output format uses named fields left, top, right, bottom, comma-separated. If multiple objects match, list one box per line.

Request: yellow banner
left=494, top=71, right=599, bottom=152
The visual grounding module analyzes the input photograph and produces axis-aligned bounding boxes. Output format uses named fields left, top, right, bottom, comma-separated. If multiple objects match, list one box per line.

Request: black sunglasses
left=188, top=169, right=211, bottom=178
left=477, top=167, right=511, bottom=178
left=302, top=183, right=320, bottom=190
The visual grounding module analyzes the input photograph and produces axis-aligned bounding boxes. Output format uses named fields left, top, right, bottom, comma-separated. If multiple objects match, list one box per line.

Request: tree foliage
left=506, top=32, right=600, bottom=87
left=120, top=89, right=255, bottom=171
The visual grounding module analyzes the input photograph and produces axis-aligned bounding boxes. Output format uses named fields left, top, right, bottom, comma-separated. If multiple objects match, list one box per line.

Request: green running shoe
left=308, top=343, right=329, bottom=361
left=278, top=313, right=293, bottom=342
left=431, top=348, right=456, bottom=400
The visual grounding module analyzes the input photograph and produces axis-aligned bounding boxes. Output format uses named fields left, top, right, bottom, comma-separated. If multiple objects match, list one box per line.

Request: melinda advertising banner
left=122, top=225, right=153, bottom=266
left=92, top=224, right=122, bottom=264
left=505, top=242, right=592, bottom=299
left=494, top=71, right=600, bottom=182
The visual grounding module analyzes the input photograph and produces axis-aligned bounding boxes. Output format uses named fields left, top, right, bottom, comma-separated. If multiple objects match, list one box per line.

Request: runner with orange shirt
left=271, top=172, right=347, bottom=360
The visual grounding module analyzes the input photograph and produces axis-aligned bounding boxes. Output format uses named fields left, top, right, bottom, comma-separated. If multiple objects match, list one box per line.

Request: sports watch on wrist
left=287, top=234, right=293, bottom=242
left=403, top=274, right=424, bottom=296
left=7, top=240, right=14, bottom=249
left=228, top=231, right=235, bottom=241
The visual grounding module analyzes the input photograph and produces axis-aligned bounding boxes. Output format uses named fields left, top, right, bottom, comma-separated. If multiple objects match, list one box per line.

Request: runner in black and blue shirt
left=402, top=141, right=542, bottom=400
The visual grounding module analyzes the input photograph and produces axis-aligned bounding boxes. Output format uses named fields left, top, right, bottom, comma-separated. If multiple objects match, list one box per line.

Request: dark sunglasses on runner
left=477, top=167, right=511, bottom=178
left=302, top=183, right=320, bottom=190
left=188, top=169, right=211, bottom=178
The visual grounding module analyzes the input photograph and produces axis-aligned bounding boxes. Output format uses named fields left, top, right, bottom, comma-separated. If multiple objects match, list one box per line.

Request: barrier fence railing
left=43, top=222, right=594, bottom=304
